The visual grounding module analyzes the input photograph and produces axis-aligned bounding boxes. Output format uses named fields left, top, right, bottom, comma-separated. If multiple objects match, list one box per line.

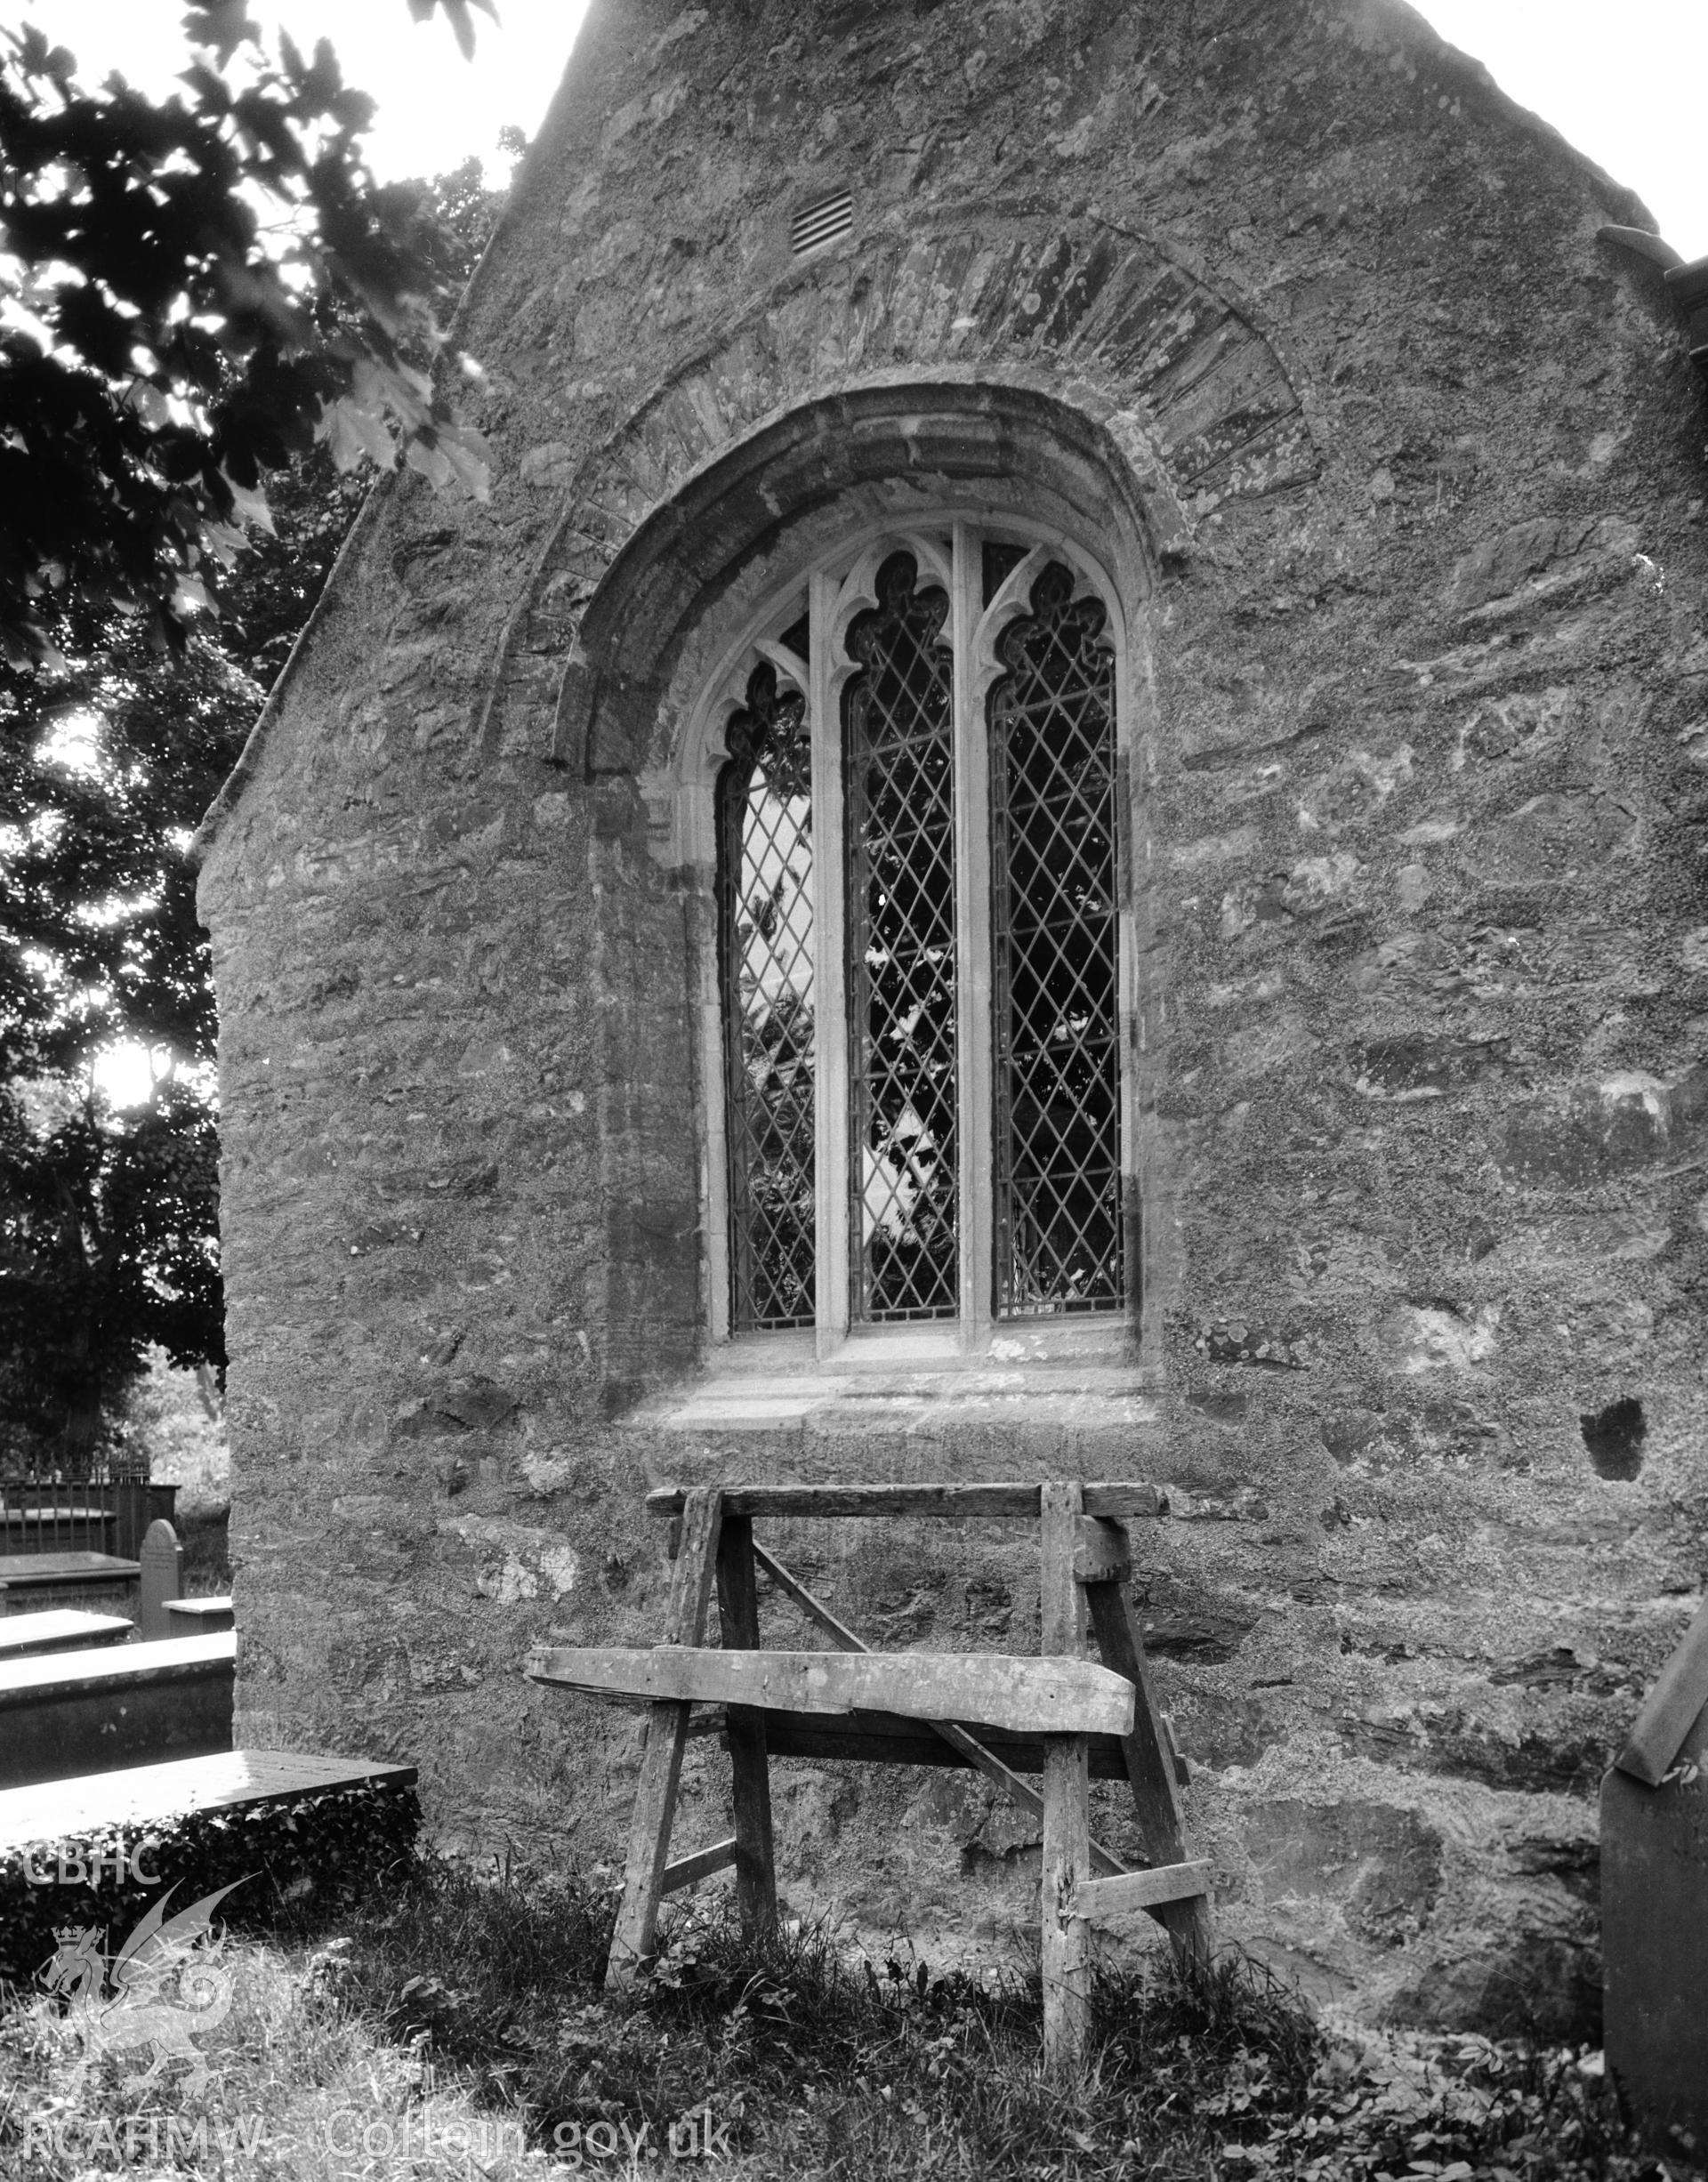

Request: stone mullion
left=951, top=520, right=995, bottom=1346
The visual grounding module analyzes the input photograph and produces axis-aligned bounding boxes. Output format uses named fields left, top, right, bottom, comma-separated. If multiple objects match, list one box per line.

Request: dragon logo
left=38, top=1880, right=247, bottom=2098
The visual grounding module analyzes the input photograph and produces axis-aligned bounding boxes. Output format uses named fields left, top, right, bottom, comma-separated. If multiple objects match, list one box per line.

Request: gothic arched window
left=713, top=523, right=1127, bottom=1351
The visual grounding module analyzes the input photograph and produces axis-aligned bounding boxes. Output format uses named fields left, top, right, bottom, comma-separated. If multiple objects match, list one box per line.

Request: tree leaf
left=403, top=433, right=453, bottom=489
left=432, top=419, right=491, bottom=502
left=182, top=4, right=262, bottom=71
left=0, top=5, right=491, bottom=660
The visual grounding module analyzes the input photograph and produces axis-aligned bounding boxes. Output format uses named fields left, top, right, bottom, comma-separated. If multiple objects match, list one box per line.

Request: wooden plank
left=530, top=1644, right=1135, bottom=1740
left=756, top=1708, right=1132, bottom=1780
left=1084, top=1575, right=1214, bottom=1967
left=751, top=1541, right=1125, bottom=1874
left=661, top=1835, right=739, bottom=1896
left=1617, top=1596, right=1708, bottom=1785
left=604, top=1488, right=722, bottom=1991
left=646, top=1483, right=1168, bottom=1521
left=716, top=1514, right=777, bottom=1937
left=1076, top=1859, right=1213, bottom=1925
left=1040, top=1482, right=1092, bottom=2078
left=1073, top=1516, right=1132, bottom=1585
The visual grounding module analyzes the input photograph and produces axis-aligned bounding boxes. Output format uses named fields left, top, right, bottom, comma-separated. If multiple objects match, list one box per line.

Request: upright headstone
left=137, top=1518, right=183, bottom=1640
left=1602, top=1597, right=1708, bottom=2154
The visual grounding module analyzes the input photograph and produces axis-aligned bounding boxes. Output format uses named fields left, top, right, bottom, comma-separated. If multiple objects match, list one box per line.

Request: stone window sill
left=616, top=1326, right=1162, bottom=1437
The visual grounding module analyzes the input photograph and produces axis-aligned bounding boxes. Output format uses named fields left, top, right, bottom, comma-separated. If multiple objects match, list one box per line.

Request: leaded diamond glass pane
left=844, top=551, right=959, bottom=1321
left=719, top=658, right=816, bottom=1330
left=990, top=562, right=1124, bottom=1316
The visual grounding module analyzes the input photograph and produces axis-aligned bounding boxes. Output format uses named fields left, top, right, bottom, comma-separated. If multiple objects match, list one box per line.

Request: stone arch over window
left=197, top=218, right=1312, bottom=866
left=562, top=376, right=1185, bottom=1369
left=584, top=382, right=1160, bottom=835
left=504, top=211, right=1314, bottom=785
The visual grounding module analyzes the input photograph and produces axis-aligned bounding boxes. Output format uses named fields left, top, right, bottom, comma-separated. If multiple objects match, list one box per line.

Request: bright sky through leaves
left=14, top=0, right=594, bottom=186
left=12, top=2, right=1707, bottom=255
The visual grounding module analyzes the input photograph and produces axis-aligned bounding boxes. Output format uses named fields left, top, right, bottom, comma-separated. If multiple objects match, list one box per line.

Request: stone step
left=0, top=1748, right=419, bottom=1854
left=0, top=1632, right=234, bottom=1790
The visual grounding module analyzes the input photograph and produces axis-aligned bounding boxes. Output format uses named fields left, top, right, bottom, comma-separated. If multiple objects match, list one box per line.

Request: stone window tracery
left=707, top=520, right=1128, bottom=1355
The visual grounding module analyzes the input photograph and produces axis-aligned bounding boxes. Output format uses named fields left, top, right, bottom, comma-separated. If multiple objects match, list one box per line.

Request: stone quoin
left=193, top=0, right=1708, bottom=2035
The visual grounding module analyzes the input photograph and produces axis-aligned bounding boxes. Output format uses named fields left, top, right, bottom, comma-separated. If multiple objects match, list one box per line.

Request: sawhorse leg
left=716, top=1512, right=777, bottom=1941
left=1040, top=1481, right=1092, bottom=2075
left=606, top=1487, right=722, bottom=1990
left=1082, top=1522, right=1213, bottom=1970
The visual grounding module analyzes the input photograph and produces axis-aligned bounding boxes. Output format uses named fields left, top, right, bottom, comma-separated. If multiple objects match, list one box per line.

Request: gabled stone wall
left=196, top=0, right=1708, bottom=2033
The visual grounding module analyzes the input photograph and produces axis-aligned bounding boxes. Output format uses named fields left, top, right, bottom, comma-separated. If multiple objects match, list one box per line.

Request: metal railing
left=0, top=1461, right=177, bottom=1562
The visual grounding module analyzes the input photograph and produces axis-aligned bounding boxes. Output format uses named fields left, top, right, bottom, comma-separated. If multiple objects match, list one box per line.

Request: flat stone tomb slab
left=0, top=1749, right=418, bottom=1852
left=0, top=1609, right=133, bottom=1660
left=0, top=1550, right=141, bottom=1590
left=1, top=1507, right=114, bottom=1524
left=0, top=1631, right=232, bottom=1699
left=529, top=1644, right=1137, bottom=1739
left=165, top=1597, right=235, bottom=1631
left=0, top=1633, right=237, bottom=1791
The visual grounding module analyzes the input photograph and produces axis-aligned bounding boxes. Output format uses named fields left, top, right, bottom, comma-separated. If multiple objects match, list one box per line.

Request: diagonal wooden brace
left=750, top=1539, right=1128, bottom=1878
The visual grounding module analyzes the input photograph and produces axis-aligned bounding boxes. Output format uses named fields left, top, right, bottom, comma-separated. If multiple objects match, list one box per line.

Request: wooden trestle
left=528, top=1479, right=1213, bottom=2074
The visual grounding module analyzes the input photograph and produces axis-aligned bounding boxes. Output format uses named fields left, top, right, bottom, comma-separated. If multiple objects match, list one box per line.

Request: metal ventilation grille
left=790, top=189, right=853, bottom=255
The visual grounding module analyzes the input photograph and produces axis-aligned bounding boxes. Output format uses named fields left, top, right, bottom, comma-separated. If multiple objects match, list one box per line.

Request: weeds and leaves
left=0, top=1848, right=1678, bottom=2179
left=0, top=1775, right=420, bottom=1992
left=314, top=1856, right=1663, bottom=2180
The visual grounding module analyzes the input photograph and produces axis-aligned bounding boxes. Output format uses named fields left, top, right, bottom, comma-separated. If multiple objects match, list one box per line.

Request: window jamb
left=807, top=566, right=850, bottom=1355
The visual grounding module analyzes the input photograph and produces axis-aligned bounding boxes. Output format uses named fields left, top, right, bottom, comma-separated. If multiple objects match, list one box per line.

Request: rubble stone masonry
left=195, top=0, right=1708, bottom=2033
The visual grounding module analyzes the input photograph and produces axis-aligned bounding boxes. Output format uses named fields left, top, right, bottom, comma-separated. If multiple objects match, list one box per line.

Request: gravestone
left=165, top=1596, right=234, bottom=1635
left=137, top=1519, right=183, bottom=1642
left=1601, top=1597, right=1708, bottom=2154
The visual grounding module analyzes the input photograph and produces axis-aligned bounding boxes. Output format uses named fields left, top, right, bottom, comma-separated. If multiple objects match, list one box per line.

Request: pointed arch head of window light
left=552, top=374, right=1187, bottom=832
left=663, top=517, right=1122, bottom=873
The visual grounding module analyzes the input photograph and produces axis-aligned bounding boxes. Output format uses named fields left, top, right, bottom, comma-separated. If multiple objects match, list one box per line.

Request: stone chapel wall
left=196, top=0, right=1708, bottom=2033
